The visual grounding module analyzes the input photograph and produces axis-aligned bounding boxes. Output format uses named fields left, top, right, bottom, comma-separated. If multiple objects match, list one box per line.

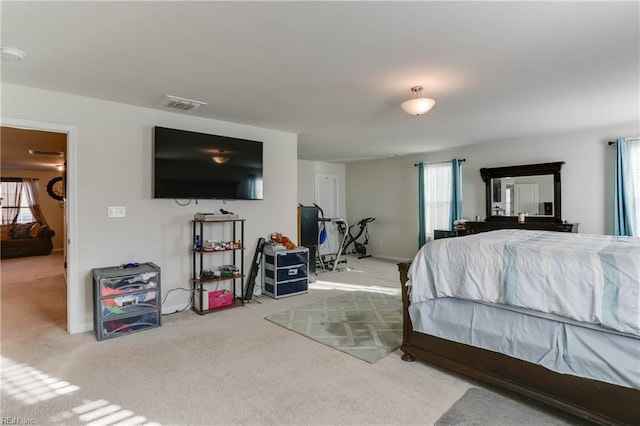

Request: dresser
left=464, top=221, right=578, bottom=234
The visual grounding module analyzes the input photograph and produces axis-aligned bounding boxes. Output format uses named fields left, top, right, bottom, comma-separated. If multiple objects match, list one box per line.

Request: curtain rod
left=609, top=137, right=640, bottom=145
left=414, top=158, right=466, bottom=167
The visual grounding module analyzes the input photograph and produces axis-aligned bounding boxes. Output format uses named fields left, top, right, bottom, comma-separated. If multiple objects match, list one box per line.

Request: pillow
left=29, top=222, right=42, bottom=238
left=11, top=222, right=35, bottom=239
left=0, top=225, right=10, bottom=241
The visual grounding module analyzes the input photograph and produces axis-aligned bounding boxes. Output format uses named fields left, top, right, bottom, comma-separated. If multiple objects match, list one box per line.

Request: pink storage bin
left=209, top=290, right=233, bottom=309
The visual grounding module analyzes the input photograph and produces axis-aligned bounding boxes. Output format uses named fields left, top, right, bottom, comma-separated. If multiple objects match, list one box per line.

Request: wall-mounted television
left=153, top=126, right=263, bottom=200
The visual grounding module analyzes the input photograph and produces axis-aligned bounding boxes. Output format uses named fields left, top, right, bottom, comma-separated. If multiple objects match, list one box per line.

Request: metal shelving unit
left=191, top=218, right=245, bottom=315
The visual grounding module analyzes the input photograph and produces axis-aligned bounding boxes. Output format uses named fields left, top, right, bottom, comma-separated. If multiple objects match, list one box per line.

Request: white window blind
left=626, top=139, right=640, bottom=235
left=423, top=162, right=453, bottom=238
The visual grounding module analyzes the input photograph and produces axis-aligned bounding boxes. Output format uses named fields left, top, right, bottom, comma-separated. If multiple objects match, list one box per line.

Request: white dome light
left=401, top=86, right=436, bottom=116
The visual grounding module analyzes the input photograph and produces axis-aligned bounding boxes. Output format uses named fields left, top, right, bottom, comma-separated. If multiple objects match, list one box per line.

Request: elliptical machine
left=339, top=217, right=375, bottom=259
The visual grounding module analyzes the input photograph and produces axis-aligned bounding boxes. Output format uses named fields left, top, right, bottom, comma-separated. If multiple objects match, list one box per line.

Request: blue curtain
left=614, top=139, right=629, bottom=235
left=614, top=138, right=639, bottom=236
left=450, top=159, right=463, bottom=222
left=418, top=162, right=427, bottom=247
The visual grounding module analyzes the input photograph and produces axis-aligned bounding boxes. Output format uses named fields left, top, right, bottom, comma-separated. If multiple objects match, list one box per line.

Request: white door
left=514, top=184, right=540, bottom=216
left=315, top=175, right=339, bottom=256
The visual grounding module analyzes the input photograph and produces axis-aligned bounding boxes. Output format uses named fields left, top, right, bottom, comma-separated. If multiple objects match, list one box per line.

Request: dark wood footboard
left=398, top=262, right=640, bottom=426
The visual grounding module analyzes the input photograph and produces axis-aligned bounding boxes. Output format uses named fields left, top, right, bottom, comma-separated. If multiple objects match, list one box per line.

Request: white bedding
left=408, top=229, right=640, bottom=336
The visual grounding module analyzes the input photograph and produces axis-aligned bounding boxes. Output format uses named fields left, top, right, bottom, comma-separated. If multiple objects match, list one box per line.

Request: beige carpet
left=435, top=388, right=592, bottom=426
left=0, top=254, right=578, bottom=425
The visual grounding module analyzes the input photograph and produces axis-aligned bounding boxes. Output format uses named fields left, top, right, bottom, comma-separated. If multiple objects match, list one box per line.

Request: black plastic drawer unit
left=92, top=262, right=161, bottom=341
left=262, top=246, right=309, bottom=299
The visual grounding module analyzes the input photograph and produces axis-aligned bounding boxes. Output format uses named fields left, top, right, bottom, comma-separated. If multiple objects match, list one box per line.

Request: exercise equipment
left=314, top=203, right=327, bottom=244
left=339, top=217, right=375, bottom=259
left=316, top=217, right=349, bottom=273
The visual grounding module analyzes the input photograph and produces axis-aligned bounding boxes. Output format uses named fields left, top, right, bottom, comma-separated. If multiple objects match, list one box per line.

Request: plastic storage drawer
left=265, top=264, right=307, bottom=281
left=262, top=246, right=309, bottom=299
left=97, top=268, right=159, bottom=296
left=100, top=310, right=160, bottom=340
left=264, top=277, right=308, bottom=298
left=100, top=290, right=159, bottom=318
left=92, top=262, right=161, bottom=341
left=265, top=249, right=308, bottom=268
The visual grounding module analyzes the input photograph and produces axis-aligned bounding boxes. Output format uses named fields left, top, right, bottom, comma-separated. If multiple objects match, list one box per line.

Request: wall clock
left=47, top=177, right=64, bottom=201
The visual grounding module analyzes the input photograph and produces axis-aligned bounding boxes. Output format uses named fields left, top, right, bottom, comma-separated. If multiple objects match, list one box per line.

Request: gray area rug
left=436, top=388, right=590, bottom=426
left=265, top=291, right=402, bottom=363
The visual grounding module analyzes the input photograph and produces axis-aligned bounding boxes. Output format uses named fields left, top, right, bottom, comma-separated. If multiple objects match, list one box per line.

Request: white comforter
left=408, top=229, right=640, bottom=337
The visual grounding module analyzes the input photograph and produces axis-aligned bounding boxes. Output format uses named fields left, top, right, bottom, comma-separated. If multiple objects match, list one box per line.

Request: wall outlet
left=107, top=206, right=126, bottom=218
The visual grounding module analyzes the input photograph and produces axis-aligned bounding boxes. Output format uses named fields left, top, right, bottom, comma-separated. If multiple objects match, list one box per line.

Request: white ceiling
left=1, top=1, right=638, bottom=163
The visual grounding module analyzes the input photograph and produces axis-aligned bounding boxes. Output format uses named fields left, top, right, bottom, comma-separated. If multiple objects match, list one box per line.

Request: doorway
left=0, top=117, right=78, bottom=334
left=315, top=174, right=340, bottom=257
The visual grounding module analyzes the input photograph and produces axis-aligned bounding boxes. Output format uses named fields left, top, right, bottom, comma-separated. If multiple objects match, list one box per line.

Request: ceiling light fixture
left=401, top=86, right=436, bottom=116
left=212, top=151, right=229, bottom=164
left=159, top=95, right=207, bottom=112
left=0, top=47, right=26, bottom=61
left=29, top=149, right=63, bottom=157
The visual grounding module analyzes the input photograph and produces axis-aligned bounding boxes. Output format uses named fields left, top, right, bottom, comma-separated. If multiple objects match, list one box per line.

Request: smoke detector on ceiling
left=158, top=95, right=207, bottom=112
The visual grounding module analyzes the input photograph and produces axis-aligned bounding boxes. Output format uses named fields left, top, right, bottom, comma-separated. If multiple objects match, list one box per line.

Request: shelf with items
left=92, top=262, right=161, bottom=341
left=191, top=218, right=245, bottom=315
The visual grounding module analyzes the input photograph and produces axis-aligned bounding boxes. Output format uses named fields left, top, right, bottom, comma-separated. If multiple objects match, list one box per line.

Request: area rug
left=435, top=388, right=588, bottom=426
left=265, top=291, right=402, bottom=363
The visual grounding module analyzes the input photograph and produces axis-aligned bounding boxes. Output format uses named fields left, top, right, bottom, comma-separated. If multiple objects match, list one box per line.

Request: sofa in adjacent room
left=1, top=222, right=56, bottom=259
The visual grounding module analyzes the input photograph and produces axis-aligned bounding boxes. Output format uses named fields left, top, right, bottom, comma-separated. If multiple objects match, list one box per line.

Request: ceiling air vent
left=158, top=95, right=207, bottom=112
left=28, top=149, right=63, bottom=157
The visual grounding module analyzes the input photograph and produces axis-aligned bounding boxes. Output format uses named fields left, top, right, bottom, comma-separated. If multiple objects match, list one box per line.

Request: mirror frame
left=479, top=162, right=565, bottom=223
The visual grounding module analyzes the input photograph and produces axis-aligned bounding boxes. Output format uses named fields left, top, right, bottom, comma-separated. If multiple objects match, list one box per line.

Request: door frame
left=315, top=174, right=340, bottom=255
left=1, top=116, right=79, bottom=334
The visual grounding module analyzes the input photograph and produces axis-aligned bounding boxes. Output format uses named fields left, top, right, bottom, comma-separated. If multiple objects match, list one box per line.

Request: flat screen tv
left=153, top=126, right=263, bottom=200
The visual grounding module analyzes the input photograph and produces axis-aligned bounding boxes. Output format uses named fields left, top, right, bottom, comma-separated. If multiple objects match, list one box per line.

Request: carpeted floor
left=1, top=254, right=476, bottom=425
left=0, top=254, right=593, bottom=425
left=265, top=291, right=402, bottom=363
left=435, top=387, right=594, bottom=426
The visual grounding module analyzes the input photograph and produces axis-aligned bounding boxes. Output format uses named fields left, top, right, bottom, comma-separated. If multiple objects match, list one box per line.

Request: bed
left=398, top=229, right=640, bottom=425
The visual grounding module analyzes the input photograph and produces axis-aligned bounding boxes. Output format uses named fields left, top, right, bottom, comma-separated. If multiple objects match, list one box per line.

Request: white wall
left=346, top=121, right=640, bottom=261
left=297, top=160, right=346, bottom=218
left=2, top=83, right=298, bottom=333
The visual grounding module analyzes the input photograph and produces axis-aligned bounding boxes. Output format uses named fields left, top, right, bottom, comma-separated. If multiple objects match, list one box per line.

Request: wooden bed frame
left=398, top=262, right=639, bottom=426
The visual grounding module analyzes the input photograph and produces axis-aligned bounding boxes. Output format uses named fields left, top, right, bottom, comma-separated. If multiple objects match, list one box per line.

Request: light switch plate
left=107, top=206, right=126, bottom=218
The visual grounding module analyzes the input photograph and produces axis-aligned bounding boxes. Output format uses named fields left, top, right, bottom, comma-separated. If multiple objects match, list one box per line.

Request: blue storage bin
left=262, top=246, right=309, bottom=299
left=265, top=265, right=307, bottom=282
left=275, top=250, right=308, bottom=267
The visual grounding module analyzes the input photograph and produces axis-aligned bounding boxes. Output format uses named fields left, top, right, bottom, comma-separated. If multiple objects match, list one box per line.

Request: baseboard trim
left=371, top=254, right=413, bottom=263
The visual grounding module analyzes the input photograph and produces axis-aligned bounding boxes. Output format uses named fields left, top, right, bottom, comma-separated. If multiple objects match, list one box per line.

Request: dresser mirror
left=480, top=162, right=564, bottom=223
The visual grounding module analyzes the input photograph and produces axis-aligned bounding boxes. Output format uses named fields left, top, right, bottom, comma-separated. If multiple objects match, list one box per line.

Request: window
left=423, top=162, right=453, bottom=238
left=418, top=159, right=463, bottom=246
left=614, top=138, right=640, bottom=236
left=624, top=139, right=640, bottom=235
left=1, top=180, right=36, bottom=224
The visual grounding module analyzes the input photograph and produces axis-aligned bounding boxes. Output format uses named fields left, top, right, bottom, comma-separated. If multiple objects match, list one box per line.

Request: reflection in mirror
left=480, top=162, right=564, bottom=223
left=490, top=175, right=555, bottom=216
